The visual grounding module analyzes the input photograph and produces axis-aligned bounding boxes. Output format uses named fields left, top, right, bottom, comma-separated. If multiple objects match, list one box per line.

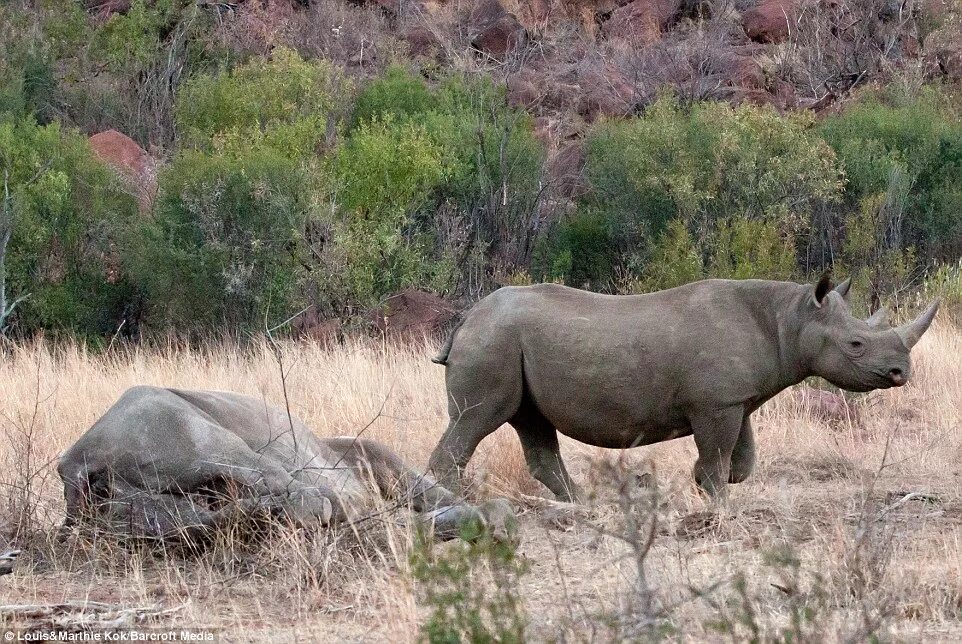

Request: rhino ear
left=833, top=278, right=851, bottom=302
left=812, top=271, right=833, bottom=308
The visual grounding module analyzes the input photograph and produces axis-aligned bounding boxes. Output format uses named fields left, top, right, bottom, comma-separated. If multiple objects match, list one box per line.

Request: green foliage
left=351, top=65, right=434, bottom=127
left=536, top=208, right=615, bottom=287
left=92, top=0, right=184, bottom=72
left=410, top=522, right=528, bottom=644
left=352, top=68, right=546, bottom=273
left=548, top=94, right=841, bottom=288
left=332, top=117, right=449, bottom=305
left=820, top=87, right=962, bottom=258
left=711, top=216, right=796, bottom=281
left=0, top=114, right=139, bottom=335
left=137, top=49, right=352, bottom=330
left=176, top=47, right=350, bottom=160
left=141, top=146, right=317, bottom=331
left=636, top=219, right=704, bottom=291
left=0, top=6, right=61, bottom=120
left=585, top=95, right=841, bottom=230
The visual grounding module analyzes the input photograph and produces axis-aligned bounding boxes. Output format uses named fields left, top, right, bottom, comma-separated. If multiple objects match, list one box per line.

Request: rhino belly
left=525, top=377, right=690, bottom=449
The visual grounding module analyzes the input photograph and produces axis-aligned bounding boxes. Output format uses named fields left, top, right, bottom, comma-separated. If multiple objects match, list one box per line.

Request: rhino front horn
left=895, top=300, right=940, bottom=349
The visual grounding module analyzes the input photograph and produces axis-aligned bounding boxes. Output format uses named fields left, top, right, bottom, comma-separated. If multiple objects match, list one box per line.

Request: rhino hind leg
left=728, top=416, right=756, bottom=484
left=511, top=401, right=578, bottom=502
left=324, top=437, right=460, bottom=512
left=428, top=328, right=525, bottom=492
left=691, top=407, right=744, bottom=498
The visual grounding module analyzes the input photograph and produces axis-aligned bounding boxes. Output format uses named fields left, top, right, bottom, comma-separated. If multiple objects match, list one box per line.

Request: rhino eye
left=850, top=340, right=864, bottom=350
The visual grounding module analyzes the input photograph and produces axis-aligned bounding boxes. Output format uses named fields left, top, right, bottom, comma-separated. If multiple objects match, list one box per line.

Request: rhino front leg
left=691, top=407, right=743, bottom=498
left=728, top=415, right=756, bottom=484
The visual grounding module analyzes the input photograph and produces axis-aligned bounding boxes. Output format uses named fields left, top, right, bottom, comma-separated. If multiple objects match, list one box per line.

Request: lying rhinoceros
left=58, top=386, right=512, bottom=541
left=428, top=274, right=939, bottom=500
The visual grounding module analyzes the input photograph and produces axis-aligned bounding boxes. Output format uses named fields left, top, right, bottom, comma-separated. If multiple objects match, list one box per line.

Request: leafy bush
left=536, top=208, right=616, bottom=288
left=820, top=87, right=962, bottom=260
left=0, top=114, right=139, bottom=336
left=331, top=117, right=449, bottom=305
left=137, top=148, right=316, bottom=330
left=711, top=216, right=797, bottom=281
left=352, top=69, right=546, bottom=278
left=544, top=94, right=841, bottom=288
left=176, top=47, right=351, bottom=159
left=139, top=50, right=349, bottom=330
left=410, top=522, right=528, bottom=644
left=633, top=218, right=704, bottom=292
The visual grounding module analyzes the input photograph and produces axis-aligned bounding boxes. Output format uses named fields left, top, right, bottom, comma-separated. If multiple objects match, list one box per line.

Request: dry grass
left=1, top=323, right=960, bottom=641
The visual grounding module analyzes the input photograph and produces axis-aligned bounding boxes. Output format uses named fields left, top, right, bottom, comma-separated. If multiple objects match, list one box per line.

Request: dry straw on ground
left=0, top=324, right=960, bottom=641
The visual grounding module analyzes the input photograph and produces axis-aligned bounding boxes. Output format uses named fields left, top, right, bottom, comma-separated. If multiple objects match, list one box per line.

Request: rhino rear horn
left=895, top=300, right=940, bottom=349
left=833, top=278, right=852, bottom=301
left=866, top=306, right=890, bottom=328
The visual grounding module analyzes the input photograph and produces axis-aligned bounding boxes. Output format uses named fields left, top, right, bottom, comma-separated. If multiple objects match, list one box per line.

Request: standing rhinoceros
left=59, top=386, right=513, bottom=541
left=427, top=275, right=939, bottom=500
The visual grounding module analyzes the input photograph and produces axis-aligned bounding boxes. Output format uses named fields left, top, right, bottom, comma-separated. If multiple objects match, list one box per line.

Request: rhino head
left=800, top=273, right=940, bottom=393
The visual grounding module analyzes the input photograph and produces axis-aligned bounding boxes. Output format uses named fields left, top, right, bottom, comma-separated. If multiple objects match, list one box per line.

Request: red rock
left=292, top=310, right=343, bottom=348
left=742, top=0, right=800, bottom=43
left=400, top=25, right=441, bottom=58
left=369, top=289, right=459, bottom=341
left=925, top=26, right=962, bottom=80
left=724, top=52, right=766, bottom=91
left=507, top=72, right=541, bottom=108
left=578, top=66, right=635, bottom=120
left=543, top=81, right=587, bottom=113
left=88, top=130, right=157, bottom=213
left=601, top=0, right=681, bottom=42
left=469, top=0, right=528, bottom=57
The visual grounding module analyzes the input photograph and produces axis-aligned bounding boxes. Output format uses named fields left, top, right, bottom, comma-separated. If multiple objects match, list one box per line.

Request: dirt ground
left=1, top=325, right=960, bottom=641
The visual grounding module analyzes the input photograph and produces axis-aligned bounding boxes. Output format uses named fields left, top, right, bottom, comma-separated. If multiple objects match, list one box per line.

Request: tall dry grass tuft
left=0, top=322, right=959, bottom=640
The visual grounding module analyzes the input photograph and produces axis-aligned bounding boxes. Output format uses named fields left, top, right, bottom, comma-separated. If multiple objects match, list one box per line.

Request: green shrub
left=176, top=47, right=351, bottom=160
left=410, top=523, right=528, bottom=644
left=0, top=114, right=139, bottom=336
left=535, top=208, right=615, bottom=288
left=351, top=69, right=546, bottom=277
left=549, top=94, right=841, bottom=288
left=138, top=50, right=351, bottom=330
left=350, top=65, right=434, bottom=127
left=332, top=117, right=450, bottom=305
left=711, top=216, right=796, bottom=281
left=820, top=87, right=962, bottom=259
left=0, top=5, right=63, bottom=121
left=139, top=147, right=317, bottom=331
left=635, top=218, right=704, bottom=291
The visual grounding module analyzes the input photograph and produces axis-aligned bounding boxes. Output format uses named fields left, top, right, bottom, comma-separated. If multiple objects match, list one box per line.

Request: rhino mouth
left=871, top=370, right=905, bottom=389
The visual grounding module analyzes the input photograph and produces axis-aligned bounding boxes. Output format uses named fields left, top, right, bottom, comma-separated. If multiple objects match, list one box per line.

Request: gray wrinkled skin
left=428, top=275, right=939, bottom=500
left=58, top=386, right=514, bottom=542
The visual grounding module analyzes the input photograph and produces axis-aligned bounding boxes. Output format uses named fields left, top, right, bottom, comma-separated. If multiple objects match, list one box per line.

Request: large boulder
left=577, top=64, right=635, bottom=119
left=925, top=26, right=962, bottom=80
left=400, top=24, right=443, bottom=58
left=470, top=0, right=528, bottom=57
left=369, top=289, right=459, bottom=341
left=742, top=0, right=800, bottom=43
left=601, top=0, right=681, bottom=42
left=291, top=307, right=343, bottom=347
left=88, top=130, right=157, bottom=213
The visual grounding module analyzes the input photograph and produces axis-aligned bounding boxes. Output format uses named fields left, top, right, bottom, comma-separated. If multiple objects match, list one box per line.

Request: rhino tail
left=432, top=314, right=465, bottom=366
